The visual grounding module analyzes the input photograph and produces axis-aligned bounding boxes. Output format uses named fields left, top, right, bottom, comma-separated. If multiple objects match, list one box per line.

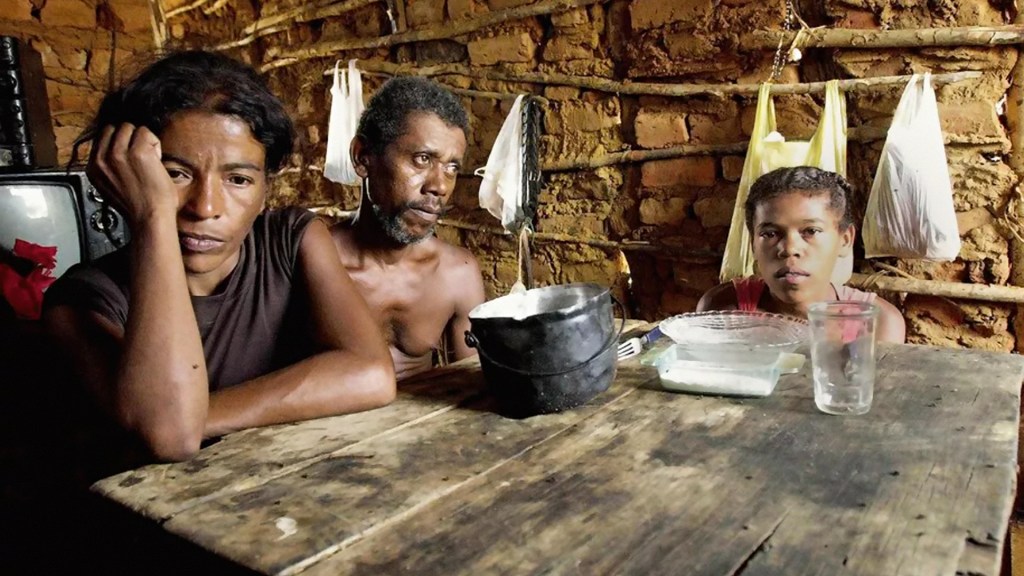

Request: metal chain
left=769, top=0, right=796, bottom=81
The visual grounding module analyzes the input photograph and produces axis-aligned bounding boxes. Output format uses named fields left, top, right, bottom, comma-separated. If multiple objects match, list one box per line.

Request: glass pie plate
left=648, top=311, right=810, bottom=397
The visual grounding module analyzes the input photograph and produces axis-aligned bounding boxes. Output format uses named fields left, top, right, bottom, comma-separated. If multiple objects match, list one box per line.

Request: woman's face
left=751, top=191, right=853, bottom=307
left=160, top=110, right=267, bottom=294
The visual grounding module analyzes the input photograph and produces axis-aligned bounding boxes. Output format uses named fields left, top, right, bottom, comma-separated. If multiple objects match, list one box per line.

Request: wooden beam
left=212, top=0, right=380, bottom=51
left=164, top=0, right=215, bottom=18
left=327, top=60, right=983, bottom=98
left=849, top=272, right=1024, bottom=304
left=742, top=25, right=1024, bottom=50
left=436, top=218, right=721, bottom=262
left=540, top=126, right=892, bottom=172
left=259, top=0, right=609, bottom=72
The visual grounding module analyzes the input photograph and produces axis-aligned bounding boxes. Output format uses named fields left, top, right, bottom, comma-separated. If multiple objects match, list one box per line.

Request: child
left=698, top=166, right=906, bottom=343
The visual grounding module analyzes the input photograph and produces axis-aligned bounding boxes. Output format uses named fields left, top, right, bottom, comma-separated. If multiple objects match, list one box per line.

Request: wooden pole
left=1003, top=13, right=1024, bottom=290
left=742, top=25, right=1024, bottom=50
left=212, top=0, right=380, bottom=51
left=309, top=207, right=1024, bottom=303
left=849, top=273, right=1024, bottom=304
left=259, top=0, right=608, bottom=72
left=436, top=219, right=722, bottom=262
left=541, top=126, right=888, bottom=171
left=328, top=60, right=982, bottom=98
left=164, top=0, right=215, bottom=18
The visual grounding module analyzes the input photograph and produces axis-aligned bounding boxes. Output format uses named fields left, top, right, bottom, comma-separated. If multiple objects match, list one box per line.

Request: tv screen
left=0, top=169, right=126, bottom=280
left=0, top=179, right=81, bottom=278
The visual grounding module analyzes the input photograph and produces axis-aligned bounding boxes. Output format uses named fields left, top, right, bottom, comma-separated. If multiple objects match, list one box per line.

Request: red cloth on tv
left=0, top=239, right=58, bottom=320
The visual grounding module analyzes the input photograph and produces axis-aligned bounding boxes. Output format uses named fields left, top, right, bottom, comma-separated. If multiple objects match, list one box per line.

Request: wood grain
left=93, top=341, right=1023, bottom=576
left=159, top=364, right=658, bottom=574
left=92, top=364, right=484, bottom=522
left=303, top=345, right=1023, bottom=576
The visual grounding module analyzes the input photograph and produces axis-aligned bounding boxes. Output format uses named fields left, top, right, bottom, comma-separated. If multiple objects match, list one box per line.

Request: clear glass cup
left=807, top=301, right=879, bottom=415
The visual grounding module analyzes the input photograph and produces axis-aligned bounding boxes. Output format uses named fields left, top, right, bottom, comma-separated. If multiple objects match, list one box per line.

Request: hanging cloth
left=862, top=73, right=960, bottom=260
left=476, top=95, right=528, bottom=231
left=323, top=59, right=365, bottom=186
left=476, top=95, right=536, bottom=295
left=720, top=80, right=850, bottom=284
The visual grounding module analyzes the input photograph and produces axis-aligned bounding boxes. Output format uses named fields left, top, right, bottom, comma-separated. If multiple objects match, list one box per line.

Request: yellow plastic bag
left=720, top=80, right=850, bottom=283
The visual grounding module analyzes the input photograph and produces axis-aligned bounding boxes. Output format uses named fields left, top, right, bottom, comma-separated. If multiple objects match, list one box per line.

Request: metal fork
left=617, top=327, right=663, bottom=361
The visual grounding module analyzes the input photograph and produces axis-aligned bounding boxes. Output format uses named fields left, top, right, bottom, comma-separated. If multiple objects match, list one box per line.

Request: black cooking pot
left=465, top=283, right=623, bottom=418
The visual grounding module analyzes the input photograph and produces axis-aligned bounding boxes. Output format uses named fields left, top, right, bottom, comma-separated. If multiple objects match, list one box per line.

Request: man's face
left=752, top=192, right=853, bottom=306
left=160, top=110, right=266, bottom=290
left=359, top=111, right=467, bottom=245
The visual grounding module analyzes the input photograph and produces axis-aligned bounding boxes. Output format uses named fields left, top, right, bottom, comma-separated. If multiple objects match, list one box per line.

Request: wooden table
left=94, top=332, right=1024, bottom=576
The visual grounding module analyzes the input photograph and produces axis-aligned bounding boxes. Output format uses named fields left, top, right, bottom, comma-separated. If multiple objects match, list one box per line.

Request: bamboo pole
left=743, top=25, right=1024, bottom=50
left=212, top=0, right=380, bottom=51
left=259, top=0, right=608, bottom=72
left=327, top=60, right=982, bottom=98
left=1005, top=12, right=1024, bottom=290
left=308, top=207, right=1024, bottom=303
left=164, top=0, right=216, bottom=18
left=540, top=126, right=889, bottom=172
left=436, top=218, right=722, bottom=262
left=849, top=273, right=1024, bottom=304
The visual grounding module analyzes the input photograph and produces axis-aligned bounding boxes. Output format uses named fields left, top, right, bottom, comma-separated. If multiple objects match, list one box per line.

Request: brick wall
left=30, top=0, right=1024, bottom=350
left=0, top=0, right=157, bottom=165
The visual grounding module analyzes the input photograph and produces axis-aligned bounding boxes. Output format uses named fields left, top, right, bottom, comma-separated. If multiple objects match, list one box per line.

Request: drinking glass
left=807, top=301, right=879, bottom=415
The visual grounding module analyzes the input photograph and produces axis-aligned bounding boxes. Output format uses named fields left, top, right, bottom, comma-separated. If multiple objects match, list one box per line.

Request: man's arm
left=204, top=219, right=395, bottom=437
left=445, top=249, right=486, bottom=361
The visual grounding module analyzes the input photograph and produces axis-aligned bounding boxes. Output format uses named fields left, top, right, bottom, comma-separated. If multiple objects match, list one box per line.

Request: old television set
left=0, top=168, right=127, bottom=279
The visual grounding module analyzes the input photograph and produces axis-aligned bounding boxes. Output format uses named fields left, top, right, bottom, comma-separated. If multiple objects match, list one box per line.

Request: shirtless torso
left=331, top=223, right=485, bottom=380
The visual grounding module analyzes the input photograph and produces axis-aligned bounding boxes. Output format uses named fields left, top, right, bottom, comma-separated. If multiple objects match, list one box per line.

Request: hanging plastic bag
left=323, top=60, right=364, bottom=186
left=862, top=73, right=960, bottom=260
left=720, top=80, right=851, bottom=284
left=476, top=95, right=526, bottom=231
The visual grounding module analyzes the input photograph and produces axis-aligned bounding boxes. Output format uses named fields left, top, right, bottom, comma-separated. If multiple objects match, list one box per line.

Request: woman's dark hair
left=75, top=50, right=295, bottom=172
left=744, top=166, right=855, bottom=232
left=357, top=76, right=469, bottom=156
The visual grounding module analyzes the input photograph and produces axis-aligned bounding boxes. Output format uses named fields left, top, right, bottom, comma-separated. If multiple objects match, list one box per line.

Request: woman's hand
left=87, top=123, right=180, bottom=227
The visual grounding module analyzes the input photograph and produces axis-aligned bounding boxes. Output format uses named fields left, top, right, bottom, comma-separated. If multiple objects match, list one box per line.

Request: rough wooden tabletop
left=94, top=338, right=1024, bottom=576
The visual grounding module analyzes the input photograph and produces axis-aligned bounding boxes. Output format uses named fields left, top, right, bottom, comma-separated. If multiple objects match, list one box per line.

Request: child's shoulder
left=696, top=281, right=741, bottom=312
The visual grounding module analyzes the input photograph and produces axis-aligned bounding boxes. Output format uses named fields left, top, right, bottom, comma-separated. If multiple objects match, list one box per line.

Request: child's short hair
left=744, top=166, right=854, bottom=233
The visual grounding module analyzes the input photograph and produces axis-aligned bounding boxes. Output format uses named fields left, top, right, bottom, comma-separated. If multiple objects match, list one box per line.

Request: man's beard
left=370, top=202, right=437, bottom=245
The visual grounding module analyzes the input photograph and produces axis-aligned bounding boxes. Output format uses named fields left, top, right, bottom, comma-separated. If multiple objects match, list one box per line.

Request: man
left=43, top=50, right=396, bottom=462
left=331, top=77, right=486, bottom=380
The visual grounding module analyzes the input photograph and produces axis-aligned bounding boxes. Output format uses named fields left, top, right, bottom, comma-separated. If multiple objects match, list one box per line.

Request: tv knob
left=87, top=185, right=104, bottom=203
left=0, top=37, right=16, bottom=68
left=90, top=208, right=119, bottom=232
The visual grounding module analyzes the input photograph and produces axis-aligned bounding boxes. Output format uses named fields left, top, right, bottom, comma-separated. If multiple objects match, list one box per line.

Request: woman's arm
left=68, top=124, right=210, bottom=461
left=204, top=220, right=396, bottom=437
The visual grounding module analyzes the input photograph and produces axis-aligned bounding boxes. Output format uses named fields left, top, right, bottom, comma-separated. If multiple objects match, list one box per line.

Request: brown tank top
left=44, top=208, right=317, bottom=391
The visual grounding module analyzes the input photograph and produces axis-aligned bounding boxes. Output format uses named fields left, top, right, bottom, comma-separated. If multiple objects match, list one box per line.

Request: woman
left=44, top=50, right=395, bottom=461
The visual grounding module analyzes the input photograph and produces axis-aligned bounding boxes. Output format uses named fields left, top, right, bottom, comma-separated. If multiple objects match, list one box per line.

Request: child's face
left=751, top=191, right=853, bottom=306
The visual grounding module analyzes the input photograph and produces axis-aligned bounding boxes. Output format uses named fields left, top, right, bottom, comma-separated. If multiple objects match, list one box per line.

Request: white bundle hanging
left=476, top=95, right=526, bottom=231
left=323, top=60, right=365, bottom=186
left=863, top=73, right=960, bottom=260
left=476, top=95, right=533, bottom=295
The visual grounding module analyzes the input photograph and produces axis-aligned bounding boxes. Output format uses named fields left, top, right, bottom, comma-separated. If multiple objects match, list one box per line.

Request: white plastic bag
left=863, top=73, right=960, bottom=260
left=323, top=60, right=364, bottom=186
left=721, top=81, right=851, bottom=284
left=476, top=95, right=526, bottom=231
